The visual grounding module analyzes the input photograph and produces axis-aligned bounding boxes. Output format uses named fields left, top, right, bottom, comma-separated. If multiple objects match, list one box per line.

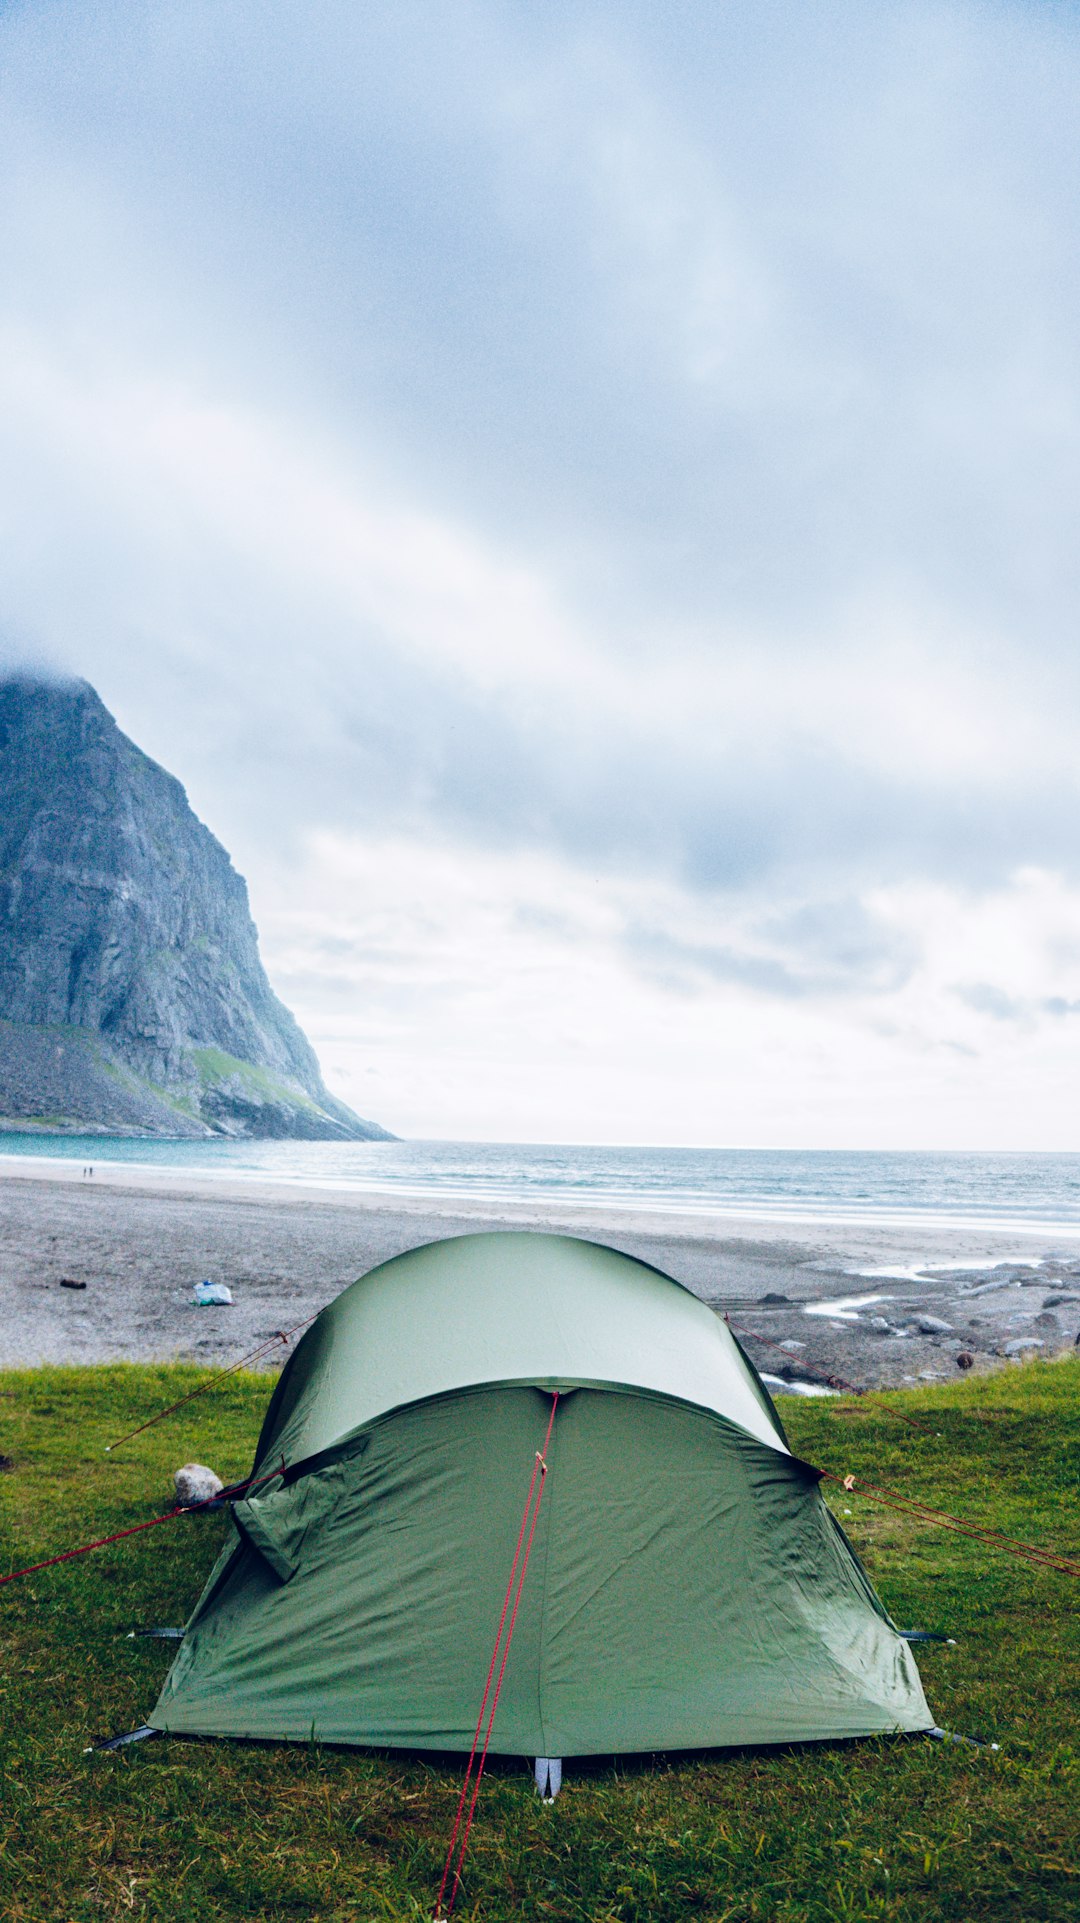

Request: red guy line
left=104, top=1316, right=317, bottom=1453
left=435, top=1393, right=559, bottom=1921
left=0, top=1460, right=287, bottom=1589
left=821, top=1471, right=1080, bottom=1576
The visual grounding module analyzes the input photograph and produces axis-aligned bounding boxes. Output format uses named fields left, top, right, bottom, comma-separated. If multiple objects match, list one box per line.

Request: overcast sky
left=4, top=0, right=1080, bottom=1147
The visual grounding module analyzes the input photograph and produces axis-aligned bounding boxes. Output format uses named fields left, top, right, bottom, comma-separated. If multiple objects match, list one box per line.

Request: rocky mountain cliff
left=0, top=676, right=391, bottom=1139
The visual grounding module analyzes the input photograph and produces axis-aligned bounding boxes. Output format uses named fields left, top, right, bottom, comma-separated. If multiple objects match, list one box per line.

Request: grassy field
left=0, top=1358, right=1077, bottom=1922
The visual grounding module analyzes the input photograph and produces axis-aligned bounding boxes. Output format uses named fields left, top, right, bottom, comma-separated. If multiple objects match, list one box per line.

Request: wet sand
left=1, top=1157, right=1078, bottom=1392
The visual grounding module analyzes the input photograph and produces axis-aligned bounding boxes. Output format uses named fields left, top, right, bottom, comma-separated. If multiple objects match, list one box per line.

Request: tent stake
left=85, top=1724, right=159, bottom=1754
left=926, top=1725, right=1000, bottom=1751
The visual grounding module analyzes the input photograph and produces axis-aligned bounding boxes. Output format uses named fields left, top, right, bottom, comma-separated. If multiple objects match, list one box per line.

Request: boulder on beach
left=1032, top=1311, right=1061, bottom=1332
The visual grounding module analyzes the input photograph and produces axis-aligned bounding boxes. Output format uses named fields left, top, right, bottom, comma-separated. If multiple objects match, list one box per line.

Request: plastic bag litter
left=193, top=1279, right=233, bottom=1306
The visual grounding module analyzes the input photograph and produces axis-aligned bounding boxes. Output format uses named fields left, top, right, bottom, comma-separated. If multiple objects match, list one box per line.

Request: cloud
left=4, top=2, right=1080, bottom=1139
left=758, top=897, right=919, bottom=994
left=952, top=981, right=1025, bottom=1023
left=251, top=835, right=1080, bottom=1147
left=621, top=896, right=917, bottom=1001
left=620, top=927, right=810, bottom=1000
left=951, top=986, right=1080, bottom=1025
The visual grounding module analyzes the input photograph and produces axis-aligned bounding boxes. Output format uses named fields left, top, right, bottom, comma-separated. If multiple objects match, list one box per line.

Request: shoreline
left=0, top=1161, right=1077, bottom=1391
left=6, top=1148, right=1080, bottom=1250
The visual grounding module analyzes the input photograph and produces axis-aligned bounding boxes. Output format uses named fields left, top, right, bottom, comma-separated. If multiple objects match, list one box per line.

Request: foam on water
left=804, top=1292, right=893, bottom=1320
left=760, top=1373, right=839, bottom=1399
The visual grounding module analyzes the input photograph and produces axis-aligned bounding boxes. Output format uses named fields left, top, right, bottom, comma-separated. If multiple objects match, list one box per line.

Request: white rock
left=174, top=1462, right=224, bottom=1507
left=1004, top=1337, right=1043, bottom=1357
left=779, top=1339, right=806, bottom=1351
left=916, top=1315, right=953, bottom=1335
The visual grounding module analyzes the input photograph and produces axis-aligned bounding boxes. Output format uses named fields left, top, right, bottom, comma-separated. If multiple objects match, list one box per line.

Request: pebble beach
left=1, top=1156, right=1077, bottom=1396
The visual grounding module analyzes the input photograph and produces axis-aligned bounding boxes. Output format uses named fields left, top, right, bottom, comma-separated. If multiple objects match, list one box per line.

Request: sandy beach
left=1, top=1156, right=1078, bottom=1394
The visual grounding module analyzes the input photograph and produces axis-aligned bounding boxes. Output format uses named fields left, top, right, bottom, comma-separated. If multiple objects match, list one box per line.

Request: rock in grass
left=916, top=1314, right=953, bottom=1335
left=1003, top=1337, right=1043, bottom=1357
left=174, top=1463, right=224, bottom=1508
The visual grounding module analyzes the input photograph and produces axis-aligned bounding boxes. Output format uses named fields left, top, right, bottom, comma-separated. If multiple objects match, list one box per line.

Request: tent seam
left=531, top=1394, right=558, bottom=1758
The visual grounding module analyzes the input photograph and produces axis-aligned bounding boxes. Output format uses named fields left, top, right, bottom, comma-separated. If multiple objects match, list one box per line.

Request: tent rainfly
left=151, top=1232, right=933, bottom=1758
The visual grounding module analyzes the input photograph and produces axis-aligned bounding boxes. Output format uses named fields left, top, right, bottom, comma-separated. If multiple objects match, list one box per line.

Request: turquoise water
left=3, top=1134, right=1080, bottom=1233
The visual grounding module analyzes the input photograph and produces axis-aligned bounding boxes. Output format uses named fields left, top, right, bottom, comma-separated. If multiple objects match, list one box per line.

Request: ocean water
left=4, top=1133, right=1080, bottom=1235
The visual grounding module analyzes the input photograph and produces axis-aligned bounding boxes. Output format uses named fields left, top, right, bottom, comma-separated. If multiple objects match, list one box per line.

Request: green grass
left=189, top=1047, right=320, bottom=1113
left=0, top=1360, right=1077, bottom=1922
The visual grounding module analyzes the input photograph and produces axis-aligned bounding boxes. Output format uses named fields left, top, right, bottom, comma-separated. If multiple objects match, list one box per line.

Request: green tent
left=152, top=1231, right=932, bottom=1757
